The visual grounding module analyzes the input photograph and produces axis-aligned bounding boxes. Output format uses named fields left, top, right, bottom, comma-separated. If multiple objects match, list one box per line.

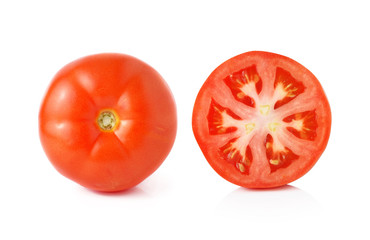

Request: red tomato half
left=39, top=53, right=177, bottom=192
left=192, top=51, right=331, bottom=188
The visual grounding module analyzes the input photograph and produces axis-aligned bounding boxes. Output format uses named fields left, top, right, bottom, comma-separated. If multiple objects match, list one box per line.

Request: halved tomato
left=192, top=51, right=331, bottom=188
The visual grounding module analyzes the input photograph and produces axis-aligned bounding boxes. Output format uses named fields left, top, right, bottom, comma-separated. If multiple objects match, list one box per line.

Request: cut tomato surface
left=192, top=51, right=331, bottom=188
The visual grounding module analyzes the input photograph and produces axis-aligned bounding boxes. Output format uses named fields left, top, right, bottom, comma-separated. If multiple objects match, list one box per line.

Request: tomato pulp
left=192, top=51, right=331, bottom=188
left=39, top=53, right=177, bottom=192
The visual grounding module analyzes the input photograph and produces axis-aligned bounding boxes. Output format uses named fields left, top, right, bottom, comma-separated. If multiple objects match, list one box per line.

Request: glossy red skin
left=39, top=53, right=177, bottom=192
left=192, top=51, right=331, bottom=188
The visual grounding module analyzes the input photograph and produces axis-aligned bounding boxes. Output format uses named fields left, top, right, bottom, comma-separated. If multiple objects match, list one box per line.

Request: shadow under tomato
left=217, top=184, right=321, bottom=217
left=83, top=186, right=150, bottom=198
left=237, top=184, right=299, bottom=192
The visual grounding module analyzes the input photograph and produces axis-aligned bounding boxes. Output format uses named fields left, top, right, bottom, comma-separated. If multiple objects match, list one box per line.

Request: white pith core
left=215, top=79, right=303, bottom=169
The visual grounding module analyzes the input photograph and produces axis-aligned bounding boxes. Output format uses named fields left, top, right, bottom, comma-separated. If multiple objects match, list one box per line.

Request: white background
left=1, top=0, right=369, bottom=239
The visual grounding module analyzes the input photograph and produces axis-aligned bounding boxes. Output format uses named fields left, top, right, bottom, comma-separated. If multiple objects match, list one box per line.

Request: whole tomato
left=39, top=53, right=177, bottom=192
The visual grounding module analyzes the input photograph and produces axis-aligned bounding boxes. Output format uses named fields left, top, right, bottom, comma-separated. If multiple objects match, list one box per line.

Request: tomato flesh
left=192, top=51, right=331, bottom=188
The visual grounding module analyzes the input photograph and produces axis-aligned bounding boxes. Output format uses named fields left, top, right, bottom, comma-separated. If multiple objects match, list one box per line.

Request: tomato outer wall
left=192, top=51, right=331, bottom=188
left=39, top=53, right=177, bottom=192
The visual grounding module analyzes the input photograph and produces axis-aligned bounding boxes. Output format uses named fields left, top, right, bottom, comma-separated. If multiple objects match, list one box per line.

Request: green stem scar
left=97, top=110, right=119, bottom=132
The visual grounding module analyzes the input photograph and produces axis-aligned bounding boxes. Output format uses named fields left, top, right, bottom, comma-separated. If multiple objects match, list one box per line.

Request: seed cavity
left=236, top=163, right=246, bottom=172
left=269, top=159, right=280, bottom=165
left=283, top=110, right=318, bottom=141
left=273, top=67, right=305, bottom=109
left=265, top=134, right=299, bottom=173
left=208, top=99, right=242, bottom=135
left=223, top=65, right=262, bottom=108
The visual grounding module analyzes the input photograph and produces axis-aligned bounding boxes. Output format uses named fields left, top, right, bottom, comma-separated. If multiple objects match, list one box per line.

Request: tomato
left=39, top=53, right=177, bottom=192
left=192, top=51, right=331, bottom=188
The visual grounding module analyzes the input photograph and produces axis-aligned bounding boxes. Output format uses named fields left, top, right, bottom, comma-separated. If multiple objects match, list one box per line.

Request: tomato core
left=97, top=110, right=119, bottom=132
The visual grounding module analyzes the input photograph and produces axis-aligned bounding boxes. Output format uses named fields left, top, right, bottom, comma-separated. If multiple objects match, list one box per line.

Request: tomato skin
left=192, top=51, right=331, bottom=188
left=39, top=53, right=177, bottom=192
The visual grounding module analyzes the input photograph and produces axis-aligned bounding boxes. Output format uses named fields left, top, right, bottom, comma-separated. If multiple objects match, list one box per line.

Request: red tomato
left=192, top=51, right=331, bottom=188
left=39, top=53, right=177, bottom=192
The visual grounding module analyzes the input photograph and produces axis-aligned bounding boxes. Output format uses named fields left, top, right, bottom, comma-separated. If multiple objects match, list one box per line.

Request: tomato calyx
left=96, top=109, right=119, bottom=132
